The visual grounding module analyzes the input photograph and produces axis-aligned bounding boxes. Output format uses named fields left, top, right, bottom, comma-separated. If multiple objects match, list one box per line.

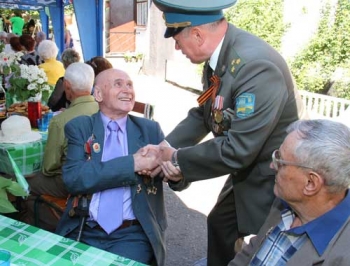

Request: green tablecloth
left=0, top=215, right=147, bottom=266
left=0, top=135, right=47, bottom=193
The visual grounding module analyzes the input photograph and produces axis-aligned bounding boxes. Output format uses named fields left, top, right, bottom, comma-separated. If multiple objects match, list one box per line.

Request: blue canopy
left=0, top=0, right=103, bottom=61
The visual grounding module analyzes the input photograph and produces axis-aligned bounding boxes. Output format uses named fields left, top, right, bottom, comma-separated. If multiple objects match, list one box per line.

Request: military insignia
left=214, top=109, right=224, bottom=123
left=197, top=75, right=221, bottom=106
left=235, top=93, right=255, bottom=118
left=93, top=143, right=101, bottom=153
left=84, top=134, right=95, bottom=160
left=229, top=48, right=245, bottom=78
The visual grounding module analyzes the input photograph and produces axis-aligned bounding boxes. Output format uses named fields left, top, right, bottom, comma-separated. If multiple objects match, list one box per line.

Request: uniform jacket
left=55, top=111, right=167, bottom=266
left=229, top=198, right=350, bottom=266
left=166, top=24, right=307, bottom=234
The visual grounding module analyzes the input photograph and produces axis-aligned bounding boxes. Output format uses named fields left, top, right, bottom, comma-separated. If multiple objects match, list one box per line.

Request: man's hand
left=133, top=150, right=160, bottom=173
left=161, top=161, right=183, bottom=183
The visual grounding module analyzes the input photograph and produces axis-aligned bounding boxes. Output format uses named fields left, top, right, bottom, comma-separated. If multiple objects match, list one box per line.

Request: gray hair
left=37, top=40, right=58, bottom=60
left=64, top=62, right=94, bottom=93
left=61, top=48, right=80, bottom=68
left=35, top=31, right=46, bottom=42
left=287, top=119, right=350, bottom=193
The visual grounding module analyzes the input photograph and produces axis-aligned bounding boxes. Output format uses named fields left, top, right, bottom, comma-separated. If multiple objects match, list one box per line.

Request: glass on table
left=0, top=250, right=10, bottom=266
left=37, top=118, right=48, bottom=132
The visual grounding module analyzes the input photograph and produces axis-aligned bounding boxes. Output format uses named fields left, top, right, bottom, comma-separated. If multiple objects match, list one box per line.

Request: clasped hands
left=133, top=141, right=183, bottom=182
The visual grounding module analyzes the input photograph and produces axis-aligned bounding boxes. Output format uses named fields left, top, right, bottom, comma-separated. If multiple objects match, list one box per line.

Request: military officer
left=145, top=1, right=307, bottom=265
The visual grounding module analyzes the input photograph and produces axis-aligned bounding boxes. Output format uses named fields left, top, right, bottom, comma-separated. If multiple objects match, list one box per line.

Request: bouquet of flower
left=0, top=51, right=23, bottom=75
left=7, top=64, right=52, bottom=102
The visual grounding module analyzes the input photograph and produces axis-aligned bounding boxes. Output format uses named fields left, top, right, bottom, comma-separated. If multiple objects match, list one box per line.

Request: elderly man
left=144, top=0, right=307, bottom=265
left=21, top=62, right=99, bottom=231
left=230, top=119, right=350, bottom=266
left=55, top=68, right=166, bottom=265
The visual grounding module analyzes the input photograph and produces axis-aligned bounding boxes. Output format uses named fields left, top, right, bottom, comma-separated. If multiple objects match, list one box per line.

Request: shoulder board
left=228, top=48, right=245, bottom=78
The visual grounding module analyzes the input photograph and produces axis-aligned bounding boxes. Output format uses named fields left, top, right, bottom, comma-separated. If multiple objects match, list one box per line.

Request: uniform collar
left=209, top=36, right=225, bottom=71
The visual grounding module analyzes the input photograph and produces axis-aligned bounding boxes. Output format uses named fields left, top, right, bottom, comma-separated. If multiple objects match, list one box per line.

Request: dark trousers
left=19, top=172, right=68, bottom=232
left=67, top=223, right=154, bottom=265
left=207, top=188, right=247, bottom=266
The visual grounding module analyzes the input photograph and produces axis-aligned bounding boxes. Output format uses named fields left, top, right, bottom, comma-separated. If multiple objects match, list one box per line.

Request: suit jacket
left=166, top=24, right=307, bottom=234
left=55, top=111, right=167, bottom=266
left=229, top=198, right=350, bottom=266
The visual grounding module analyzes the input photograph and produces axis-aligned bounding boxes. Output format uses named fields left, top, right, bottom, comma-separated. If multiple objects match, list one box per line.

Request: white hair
left=64, top=62, right=94, bottom=93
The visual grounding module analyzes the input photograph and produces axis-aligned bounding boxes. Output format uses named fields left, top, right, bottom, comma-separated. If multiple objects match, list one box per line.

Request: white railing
left=299, top=90, right=350, bottom=119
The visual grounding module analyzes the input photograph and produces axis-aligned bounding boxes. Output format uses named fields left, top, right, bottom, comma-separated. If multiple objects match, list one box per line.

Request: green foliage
left=290, top=0, right=350, bottom=99
left=225, top=0, right=288, bottom=52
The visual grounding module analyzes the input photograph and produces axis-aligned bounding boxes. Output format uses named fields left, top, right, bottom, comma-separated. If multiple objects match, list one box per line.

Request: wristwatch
left=171, top=150, right=179, bottom=167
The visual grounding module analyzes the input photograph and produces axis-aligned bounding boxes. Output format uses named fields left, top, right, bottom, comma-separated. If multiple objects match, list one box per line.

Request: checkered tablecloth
left=0, top=215, right=147, bottom=266
left=0, top=139, right=46, bottom=177
left=0, top=135, right=48, bottom=193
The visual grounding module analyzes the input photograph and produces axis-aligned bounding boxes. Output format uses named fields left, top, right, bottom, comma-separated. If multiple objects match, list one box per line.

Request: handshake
left=133, top=141, right=183, bottom=182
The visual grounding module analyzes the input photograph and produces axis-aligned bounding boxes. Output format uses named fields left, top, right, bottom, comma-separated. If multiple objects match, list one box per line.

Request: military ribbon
left=197, top=75, right=221, bottom=106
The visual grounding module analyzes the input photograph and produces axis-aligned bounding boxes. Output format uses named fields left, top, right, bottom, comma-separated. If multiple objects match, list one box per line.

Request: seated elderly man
left=229, top=119, right=350, bottom=266
left=20, top=62, right=99, bottom=231
left=55, top=68, right=166, bottom=265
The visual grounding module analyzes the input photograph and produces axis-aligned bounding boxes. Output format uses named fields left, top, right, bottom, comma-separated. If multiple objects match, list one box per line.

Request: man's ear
left=93, top=85, right=102, bottom=102
left=191, top=27, right=204, bottom=46
left=304, top=171, right=324, bottom=196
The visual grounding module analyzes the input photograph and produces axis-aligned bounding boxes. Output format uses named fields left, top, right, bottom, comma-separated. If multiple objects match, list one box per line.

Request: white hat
left=0, top=115, right=42, bottom=144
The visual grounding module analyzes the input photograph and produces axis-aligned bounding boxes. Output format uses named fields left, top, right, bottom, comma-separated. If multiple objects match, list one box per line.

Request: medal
left=93, top=143, right=101, bottom=153
left=214, top=109, right=224, bottom=123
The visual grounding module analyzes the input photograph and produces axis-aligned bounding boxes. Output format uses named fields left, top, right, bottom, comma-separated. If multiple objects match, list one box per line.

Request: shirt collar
left=100, top=112, right=127, bottom=134
left=209, top=36, right=225, bottom=71
left=288, top=190, right=350, bottom=255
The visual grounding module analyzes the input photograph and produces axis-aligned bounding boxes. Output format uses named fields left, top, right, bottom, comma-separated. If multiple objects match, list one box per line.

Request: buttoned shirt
left=250, top=191, right=350, bottom=265
left=89, top=112, right=136, bottom=221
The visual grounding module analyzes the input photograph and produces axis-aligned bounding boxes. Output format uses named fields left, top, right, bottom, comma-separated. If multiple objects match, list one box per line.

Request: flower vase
left=27, top=93, right=42, bottom=128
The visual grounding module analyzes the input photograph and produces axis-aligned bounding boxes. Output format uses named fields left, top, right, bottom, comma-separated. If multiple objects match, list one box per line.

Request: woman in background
left=19, top=34, right=43, bottom=65
left=38, top=40, right=65, bottom=86
left=48, top=48, right=80, bottom=111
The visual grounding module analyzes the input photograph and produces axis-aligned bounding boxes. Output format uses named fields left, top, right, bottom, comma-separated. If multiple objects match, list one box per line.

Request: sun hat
left=0, top=115, right=42, bottom=144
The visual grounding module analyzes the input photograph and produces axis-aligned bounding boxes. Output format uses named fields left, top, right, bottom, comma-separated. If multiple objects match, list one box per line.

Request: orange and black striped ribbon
left=197, top=75, right=221, bottom=106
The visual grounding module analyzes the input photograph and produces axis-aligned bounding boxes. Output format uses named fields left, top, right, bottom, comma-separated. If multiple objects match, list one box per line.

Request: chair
left=33, top=101, right=155, bottom=228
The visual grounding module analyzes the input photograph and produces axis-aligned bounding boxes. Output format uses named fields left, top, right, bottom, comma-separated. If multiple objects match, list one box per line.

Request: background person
left=20, top=62, right=99, bottom=231
left=229, top=119, right=350, bottom=266
left=148, top=1, right=307, bottom=265
left=48, top=48, right=81, bottom=111
left=38, top=40, right=65, bottom=86
left=34, top=31, right=46, bottom=51
left=19, top=34, right=43, bottom=65
left=55, top=68, right=167, bottom=265
left=4, top=10, right=24, bottom=36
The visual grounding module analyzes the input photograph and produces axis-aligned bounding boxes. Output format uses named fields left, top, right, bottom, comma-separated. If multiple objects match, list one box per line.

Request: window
left=136, top=0, right=148, bottom=26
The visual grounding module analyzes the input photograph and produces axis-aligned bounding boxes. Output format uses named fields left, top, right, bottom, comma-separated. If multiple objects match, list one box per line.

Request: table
left=0, top=136, right=47, bottom=193
left=0, top=215, right=147, bottom=266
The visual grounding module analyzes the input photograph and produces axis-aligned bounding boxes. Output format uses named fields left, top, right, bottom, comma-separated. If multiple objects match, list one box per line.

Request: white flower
left=27, top=83, right=36, bottom=91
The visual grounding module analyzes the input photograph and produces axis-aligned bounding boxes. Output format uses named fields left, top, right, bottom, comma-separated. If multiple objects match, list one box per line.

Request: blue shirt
left=250, top=191, right=350, bottom=265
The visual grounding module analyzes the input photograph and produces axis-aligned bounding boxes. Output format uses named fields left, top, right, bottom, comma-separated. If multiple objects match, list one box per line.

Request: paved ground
left=105, top=61, right=228, bottom=266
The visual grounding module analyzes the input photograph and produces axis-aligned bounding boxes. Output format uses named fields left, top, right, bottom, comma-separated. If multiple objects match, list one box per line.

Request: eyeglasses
left=272, top=149, right=314, bottom=171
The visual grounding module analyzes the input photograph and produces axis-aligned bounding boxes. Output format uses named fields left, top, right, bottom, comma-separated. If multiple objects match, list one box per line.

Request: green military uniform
left=153, top=1, right=307, bottom=265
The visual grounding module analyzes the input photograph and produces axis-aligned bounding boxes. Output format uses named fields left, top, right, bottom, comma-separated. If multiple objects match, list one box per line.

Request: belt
left=91, top=219, right=141, bottom=232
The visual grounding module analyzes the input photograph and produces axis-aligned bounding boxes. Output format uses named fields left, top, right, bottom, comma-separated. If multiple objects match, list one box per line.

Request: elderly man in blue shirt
left=230, top=119, right=350, bottom=266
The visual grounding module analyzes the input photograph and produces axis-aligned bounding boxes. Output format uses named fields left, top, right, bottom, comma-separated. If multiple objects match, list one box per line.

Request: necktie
left=97, top=121, right=124, bottom=234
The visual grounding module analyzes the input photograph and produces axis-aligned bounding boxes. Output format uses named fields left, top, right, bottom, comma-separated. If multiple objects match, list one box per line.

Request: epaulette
left=228, top=48, right=245, bottom=78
